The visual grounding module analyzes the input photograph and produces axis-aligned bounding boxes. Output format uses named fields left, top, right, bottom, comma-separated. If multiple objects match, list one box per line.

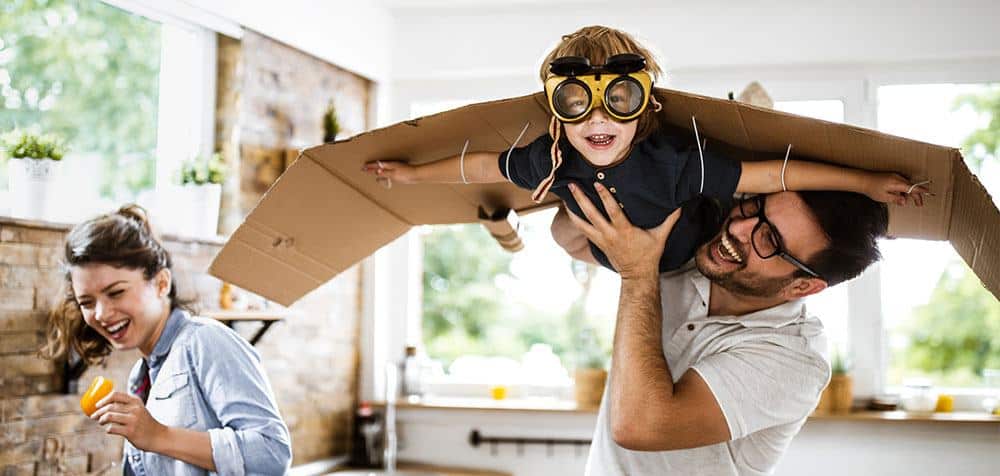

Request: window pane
left=878, top=83, right=1000, bottom=388
left=420, top=208, right=618, bottom=377
left=0, top=0, right=161, bottom=213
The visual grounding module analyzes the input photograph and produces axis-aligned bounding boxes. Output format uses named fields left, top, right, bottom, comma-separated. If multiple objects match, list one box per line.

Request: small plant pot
left=574, top=368, right=608, bottom=409
left=170, top=183, right=221, bottom=238
left=827, top=374, right=853, bottom=413
left=8, top=158, right=59, bottom=220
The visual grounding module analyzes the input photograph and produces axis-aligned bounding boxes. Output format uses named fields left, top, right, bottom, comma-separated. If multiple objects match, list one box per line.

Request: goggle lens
left=605, top=78, right=644, bottom=117
left=552, top=81, right=592, bottom=119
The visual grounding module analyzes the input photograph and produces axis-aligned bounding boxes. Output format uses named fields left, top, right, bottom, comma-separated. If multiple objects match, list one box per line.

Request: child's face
left=563, top=107, right=638, bottom=167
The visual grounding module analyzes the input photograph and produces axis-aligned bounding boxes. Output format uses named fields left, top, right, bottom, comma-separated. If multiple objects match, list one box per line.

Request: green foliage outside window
left=0, top=0, right=161, bottom=198
left=890, top=85, right=1000, bottom=388
left=421, top=221, right=612, bottom=370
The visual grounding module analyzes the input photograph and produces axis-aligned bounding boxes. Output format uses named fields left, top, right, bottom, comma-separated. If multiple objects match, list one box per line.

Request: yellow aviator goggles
left=544, top=53, right=654, bottom=123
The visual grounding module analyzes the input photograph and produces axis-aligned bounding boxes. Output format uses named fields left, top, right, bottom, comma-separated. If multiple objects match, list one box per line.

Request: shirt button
left=687, top=324, right=696, bottom=331
left=597, top=172, right=606, bottom=180
left=609, top=187, right=617, bottom=193
left=132, top=454, right=141, bottom=461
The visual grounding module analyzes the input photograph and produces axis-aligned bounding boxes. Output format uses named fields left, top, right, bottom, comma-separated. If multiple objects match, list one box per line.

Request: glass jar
left=900, top=379, right=938, bottom=412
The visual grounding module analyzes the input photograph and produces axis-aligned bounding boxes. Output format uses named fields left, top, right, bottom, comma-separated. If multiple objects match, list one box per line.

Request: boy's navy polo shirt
left=499, top=128, right=742, bottom=273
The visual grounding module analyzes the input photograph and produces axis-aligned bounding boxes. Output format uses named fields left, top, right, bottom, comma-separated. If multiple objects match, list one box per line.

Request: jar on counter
left=900, top=379, right=938, bottom=413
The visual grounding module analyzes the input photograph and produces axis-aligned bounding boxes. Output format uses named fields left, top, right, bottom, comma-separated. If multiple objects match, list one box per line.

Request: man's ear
left=783, top=277, right=827, bottom=300
left=155, top=268, right=173, bottom=298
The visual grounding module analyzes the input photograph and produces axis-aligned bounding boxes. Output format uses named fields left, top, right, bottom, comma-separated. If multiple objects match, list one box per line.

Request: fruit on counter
left=934, top=394, right=954, bottom=412
left=80, top=376, right=114, bottom=416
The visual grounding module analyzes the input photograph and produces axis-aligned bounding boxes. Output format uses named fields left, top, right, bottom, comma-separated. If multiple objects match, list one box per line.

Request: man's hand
left=565, top=182, right=681, bottom=279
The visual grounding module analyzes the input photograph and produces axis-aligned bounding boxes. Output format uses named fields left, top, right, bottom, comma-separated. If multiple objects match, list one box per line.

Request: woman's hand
left=361, top=160, right=419, bottom=187
left=864, top=172, right=930, bottom=206
left=91, top=391, right=167, bottom=452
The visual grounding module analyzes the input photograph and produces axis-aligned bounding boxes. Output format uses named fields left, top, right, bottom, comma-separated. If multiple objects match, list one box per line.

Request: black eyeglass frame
left=737, top=195, right=825, bottom=281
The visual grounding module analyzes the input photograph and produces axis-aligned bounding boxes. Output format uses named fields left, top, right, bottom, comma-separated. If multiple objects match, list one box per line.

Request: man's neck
left=707, top=281, right=788, bottom=317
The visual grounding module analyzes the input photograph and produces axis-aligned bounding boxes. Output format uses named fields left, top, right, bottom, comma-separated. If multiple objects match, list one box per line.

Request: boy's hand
left=865, top=172, right=930, bottom=207
left=361, top=160, right=418, bottom=187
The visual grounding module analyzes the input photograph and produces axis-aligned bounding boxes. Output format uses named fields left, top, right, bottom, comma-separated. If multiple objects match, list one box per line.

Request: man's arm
left=565, top=182, right=730, bottom=451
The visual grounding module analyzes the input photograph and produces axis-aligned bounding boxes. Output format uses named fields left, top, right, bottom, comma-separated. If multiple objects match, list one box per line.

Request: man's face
left=695, top=192, right=829, bottom=298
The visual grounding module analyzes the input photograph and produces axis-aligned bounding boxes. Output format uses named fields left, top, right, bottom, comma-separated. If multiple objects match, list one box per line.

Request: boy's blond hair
left=539, top=25, right=663, bottom=141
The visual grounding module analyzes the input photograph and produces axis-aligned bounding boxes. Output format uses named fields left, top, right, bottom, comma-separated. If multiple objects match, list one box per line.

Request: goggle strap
left=531, top=116, right=563, bottom=203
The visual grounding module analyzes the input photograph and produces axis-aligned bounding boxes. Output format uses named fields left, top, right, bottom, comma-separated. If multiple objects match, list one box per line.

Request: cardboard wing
left=209, top=88, right=1000, bottom=306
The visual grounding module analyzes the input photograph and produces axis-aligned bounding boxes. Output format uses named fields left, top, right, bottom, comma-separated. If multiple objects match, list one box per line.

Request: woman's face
left=70, top=263, right=171, bottom=356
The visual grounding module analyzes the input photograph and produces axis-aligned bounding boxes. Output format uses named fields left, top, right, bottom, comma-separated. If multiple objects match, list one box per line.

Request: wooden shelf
left=203, top=309, right=300, bottom=345
left=809, top=410, right=1000, bottom=424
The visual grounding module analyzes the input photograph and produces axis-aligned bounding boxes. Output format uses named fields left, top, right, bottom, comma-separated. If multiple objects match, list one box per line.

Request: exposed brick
left=24, top=413, right=93, bottom=439
left=12, top=396, right=78, bottom=421
left=0, top=461, right=35, bottom=476
left=0, top=355, right=54, bottom=378
left=0, top=289, right=34, bottom=311
left=0, top=311, right=46, bottom=332
left=1, top=420, right=27, bottom=447
left=0, top=332, right=43, bottom=355
left=0, top=243, right=36, bottom=266
left=0, top=439, right=41, bottom=466
left=0, top=226, right=65, bottom=246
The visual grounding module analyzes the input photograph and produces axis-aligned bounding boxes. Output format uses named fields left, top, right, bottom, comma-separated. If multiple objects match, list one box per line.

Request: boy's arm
left=736, top=160, right=929, bottom=206
left=361, top=152, right=506, bottom=185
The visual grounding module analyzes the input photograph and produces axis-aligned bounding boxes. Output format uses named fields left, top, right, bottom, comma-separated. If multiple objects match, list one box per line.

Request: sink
left=325, top=471, right=441, bottom=476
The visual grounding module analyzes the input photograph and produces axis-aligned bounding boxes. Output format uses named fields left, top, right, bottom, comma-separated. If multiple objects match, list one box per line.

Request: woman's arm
left=737, top=160, right=929, bottom=205
left=361, top=151, right=506, bottom=185
left=92, top=391, right=217, bottom=471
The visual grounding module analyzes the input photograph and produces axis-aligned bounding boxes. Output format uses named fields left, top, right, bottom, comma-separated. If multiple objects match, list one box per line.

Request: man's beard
left=695, top=242, right=794, bottom=298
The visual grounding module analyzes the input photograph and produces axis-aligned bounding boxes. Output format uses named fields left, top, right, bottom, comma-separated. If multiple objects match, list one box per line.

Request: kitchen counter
left=330, top=461, right=511, bottom=476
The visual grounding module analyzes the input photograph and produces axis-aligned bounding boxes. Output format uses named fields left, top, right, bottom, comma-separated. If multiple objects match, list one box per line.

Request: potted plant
left=2, top=130, right=66, bottom=220
left=323, top=100, right=340, bottom=143
left=573, top=327, right=609, bottom=409
left=818, top=347, right=853, bottom=414
left=174, top=152, right=226, bottom=238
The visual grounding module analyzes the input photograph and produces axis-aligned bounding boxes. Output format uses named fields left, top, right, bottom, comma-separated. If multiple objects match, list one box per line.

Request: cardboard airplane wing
left=209, top=89, right=999, bottom=306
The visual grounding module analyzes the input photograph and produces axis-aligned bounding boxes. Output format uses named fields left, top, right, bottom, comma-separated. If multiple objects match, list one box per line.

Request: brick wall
left=2, top=28, right=369, bottom=474
left=0, top=217, right=362, bottom=473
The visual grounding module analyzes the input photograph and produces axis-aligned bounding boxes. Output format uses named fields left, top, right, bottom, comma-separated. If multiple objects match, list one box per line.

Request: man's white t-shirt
left=586, top=264, right=831, bottom=476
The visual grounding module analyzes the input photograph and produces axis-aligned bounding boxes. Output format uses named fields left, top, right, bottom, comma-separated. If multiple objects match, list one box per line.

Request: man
left=557, top=182, right=890, bottom=475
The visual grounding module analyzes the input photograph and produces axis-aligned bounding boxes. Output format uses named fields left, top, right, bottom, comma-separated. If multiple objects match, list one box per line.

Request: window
left=774, top=99, right=849, bottom=358
left=0, top=0, right=214, bottom=222
left=877, top=83, right=1000, bottom=389
left=419, top=208, right=617, bottom=397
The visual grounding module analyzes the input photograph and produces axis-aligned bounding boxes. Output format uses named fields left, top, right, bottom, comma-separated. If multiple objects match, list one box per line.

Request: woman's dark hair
left=797, top=191, right=890, bottom=287
left=40, top=204, right=185, bottom=365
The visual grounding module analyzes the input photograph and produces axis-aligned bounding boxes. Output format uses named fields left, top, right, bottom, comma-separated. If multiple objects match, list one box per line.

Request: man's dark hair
left=797, top=191, right=889, bottom=287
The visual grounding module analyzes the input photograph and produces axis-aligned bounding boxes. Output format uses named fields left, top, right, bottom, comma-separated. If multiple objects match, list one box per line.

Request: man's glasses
left=736, top=195, right=825, bottom=280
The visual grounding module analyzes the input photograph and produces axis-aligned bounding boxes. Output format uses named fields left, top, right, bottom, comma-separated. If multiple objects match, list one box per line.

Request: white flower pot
left=171, top=183, right=221, bottom=238
left=8, top=158, right=59, bottom=220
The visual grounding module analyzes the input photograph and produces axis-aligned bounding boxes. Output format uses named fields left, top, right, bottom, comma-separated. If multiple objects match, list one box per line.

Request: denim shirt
left=123, top=309, right=292, bottom=476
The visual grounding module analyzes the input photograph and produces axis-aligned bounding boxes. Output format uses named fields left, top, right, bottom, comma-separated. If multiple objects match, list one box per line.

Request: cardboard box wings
left=209, top=88, right=1000, bottom=306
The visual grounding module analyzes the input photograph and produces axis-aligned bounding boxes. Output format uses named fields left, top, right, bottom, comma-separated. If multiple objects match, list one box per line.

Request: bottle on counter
left=400, top=346, right=422, bottom=401
left=350, top=401, right=383, bottom=468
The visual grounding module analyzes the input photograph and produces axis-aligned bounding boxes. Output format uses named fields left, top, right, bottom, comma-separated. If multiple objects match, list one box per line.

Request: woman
left=41, top=205, right=292, bottom=475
